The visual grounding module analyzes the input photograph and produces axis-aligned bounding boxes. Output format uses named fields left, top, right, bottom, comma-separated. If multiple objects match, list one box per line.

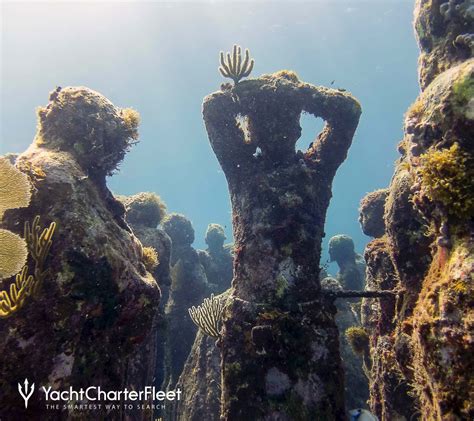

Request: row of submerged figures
left=0, top=45, right=381, bottom=419
left=0, top=153, right=376, bottom=419
left=119, top=188, right=374, bottom=418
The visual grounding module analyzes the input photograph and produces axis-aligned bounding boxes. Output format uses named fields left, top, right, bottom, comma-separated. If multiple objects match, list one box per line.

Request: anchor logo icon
left=18, top=378, right=35, bottom=408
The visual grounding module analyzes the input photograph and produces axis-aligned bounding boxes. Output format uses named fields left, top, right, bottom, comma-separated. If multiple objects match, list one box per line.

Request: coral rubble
left=203, top=70, right=361, bottom=418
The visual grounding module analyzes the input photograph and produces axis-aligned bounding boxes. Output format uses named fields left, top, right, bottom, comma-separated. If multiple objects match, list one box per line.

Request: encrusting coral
left=203, top=57, right=361, bottom=418
left=416, top=142, right=474, bottom=220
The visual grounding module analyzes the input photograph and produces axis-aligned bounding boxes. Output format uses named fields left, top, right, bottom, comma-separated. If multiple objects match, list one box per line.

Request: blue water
left=1, top=1, right=419, bottom=273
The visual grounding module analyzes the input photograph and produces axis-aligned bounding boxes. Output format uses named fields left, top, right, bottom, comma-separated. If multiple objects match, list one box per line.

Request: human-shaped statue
left=161, top=213, right=209, bottom=390
left=198, top=223, right=233, bottom=294
left=328, top=234, right=366, bottom=291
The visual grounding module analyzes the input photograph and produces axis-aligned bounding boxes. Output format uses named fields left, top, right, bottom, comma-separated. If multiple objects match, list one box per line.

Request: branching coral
left=188, top=293, right=224, bottom=338
left=417, top=143, right=474, bottom=219
left=219, top=45, right=254, bottom=84
left=0, top=216, right=56, bottom=318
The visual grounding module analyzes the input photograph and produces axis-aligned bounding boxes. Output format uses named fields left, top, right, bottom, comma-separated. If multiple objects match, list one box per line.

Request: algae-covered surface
left=0, top=1, right=472, bottom=420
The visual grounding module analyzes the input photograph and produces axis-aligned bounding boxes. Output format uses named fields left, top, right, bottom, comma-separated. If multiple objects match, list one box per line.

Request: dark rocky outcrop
left=203, top=71, right=361, bottom=419
left=0, top=87, right=160, bottom=420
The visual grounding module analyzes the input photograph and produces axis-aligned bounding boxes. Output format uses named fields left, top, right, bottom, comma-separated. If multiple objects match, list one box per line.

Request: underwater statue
left=203, top=51, right=361, bottom=418
left=328, top=234, right=366, bottom=293
left=361, top=1, right=474, bottom=419
left=0, top=87, right=161, bottom=419
left=121, top=191, right=172, bottom=418
left=198, top=223, right=233, bottom=294
left=162, top=213, right=209, bottom=390
left=358, top=191, right=417, bottom=421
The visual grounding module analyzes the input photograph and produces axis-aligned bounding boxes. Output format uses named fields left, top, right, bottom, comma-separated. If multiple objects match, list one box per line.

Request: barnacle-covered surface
left=203, top=71, right=361, bottom=419
left=361, top=1, right=474, bottom=419
left=0, top=87, right=160, bottom=419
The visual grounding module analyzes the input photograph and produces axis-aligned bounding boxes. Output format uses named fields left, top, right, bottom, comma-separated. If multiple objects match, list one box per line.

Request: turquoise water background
left=1, top=1, right=419, bottom=272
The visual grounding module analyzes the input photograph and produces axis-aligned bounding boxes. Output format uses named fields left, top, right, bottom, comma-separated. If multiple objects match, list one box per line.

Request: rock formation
left=203, top=70, right=361, bottom=419
left=361, top=1, right=474, bottom=419
left=198, top=224, right=233, bottom=294
left=0, top=87, right=160, bottom=419
left=162, top=213, right=209, bottom=390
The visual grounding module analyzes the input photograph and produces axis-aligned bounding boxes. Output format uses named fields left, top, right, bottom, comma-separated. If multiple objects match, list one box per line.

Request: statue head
left=328, top=234, right=356, bottom=266
left=205, top=223, right=226, bottom=252
left=161, top=213, right=195, bottom=247
left=35, top=86, right=140, bottom=176
left=359, top=189, right=387, bottom=238
left=124, top=192, right=167, bottom=228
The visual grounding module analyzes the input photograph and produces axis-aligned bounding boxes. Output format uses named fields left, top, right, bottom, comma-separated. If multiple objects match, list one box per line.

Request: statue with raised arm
left=203, top=62, right=361, bottom=419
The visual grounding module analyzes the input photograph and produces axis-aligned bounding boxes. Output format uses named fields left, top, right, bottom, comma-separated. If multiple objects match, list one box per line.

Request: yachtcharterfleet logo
left=18, top=379, right=35, bottom=408
left=16, top=378, right=181, bottom=411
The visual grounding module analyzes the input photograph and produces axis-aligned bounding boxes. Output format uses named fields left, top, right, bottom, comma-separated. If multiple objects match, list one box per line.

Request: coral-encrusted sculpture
left=203, top=70, right=361, bottom=418
left=361, top=1, right=474, bottom=419
left=0, top=87, right=160, bottom=419
left=328, top=234, right=366, bottom=292
left=162, top=213, right=209, bottom=390
left=120, top=191, right=171, bottom=420
left=198, top=223, right=233, bottom=294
